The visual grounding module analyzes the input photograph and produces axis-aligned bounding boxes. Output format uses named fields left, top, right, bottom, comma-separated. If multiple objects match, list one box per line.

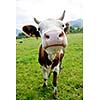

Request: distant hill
left=70, top=19, right=83, bottom=28
left=16, top=29, right=22, bottom=36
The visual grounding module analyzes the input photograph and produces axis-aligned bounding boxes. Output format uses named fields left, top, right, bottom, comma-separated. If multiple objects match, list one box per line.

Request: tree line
left=70, top=26, right=83, bottom=33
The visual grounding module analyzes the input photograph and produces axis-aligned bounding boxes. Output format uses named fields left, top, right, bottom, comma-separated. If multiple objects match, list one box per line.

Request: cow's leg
left=53, top=71, right=58, bottom=97
left=52, top=62, right=60, bottom=98
left=59, top=60, right=62, bottom=70
left=43, top=78, right=47, bottom=88
left=51, top=53, right=61, bottom=97
left=59, top=50, right=64, bottom=71
left=42, top=66, right=48, bottom=88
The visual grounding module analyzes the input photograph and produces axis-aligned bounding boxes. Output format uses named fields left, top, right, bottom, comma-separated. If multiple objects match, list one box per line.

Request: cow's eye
left=62, top=24, right=64, bottom=27
left=38, top=27, right=40, bottom=31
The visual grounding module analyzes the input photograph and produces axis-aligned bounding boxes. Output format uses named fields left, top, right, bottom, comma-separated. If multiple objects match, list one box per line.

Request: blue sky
left=16, top=0, right=83, bottom=30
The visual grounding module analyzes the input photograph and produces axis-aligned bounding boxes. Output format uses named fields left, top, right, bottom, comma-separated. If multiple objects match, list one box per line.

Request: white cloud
left=16, top=0, right=83, bottom=29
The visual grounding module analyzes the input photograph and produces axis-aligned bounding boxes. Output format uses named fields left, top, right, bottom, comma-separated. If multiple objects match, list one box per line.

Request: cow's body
left=38, top=43, right=64, bottom=97
left=22, top=10, right=69, bottom=97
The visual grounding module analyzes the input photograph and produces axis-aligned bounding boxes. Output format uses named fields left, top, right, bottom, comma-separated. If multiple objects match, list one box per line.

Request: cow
left=22, top=25, right=40, bottom=38
left=22, top=10, right=69, bottom=98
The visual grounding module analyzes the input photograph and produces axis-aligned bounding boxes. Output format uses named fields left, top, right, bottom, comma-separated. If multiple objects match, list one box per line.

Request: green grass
left=16, top=33, right=83, bottom=100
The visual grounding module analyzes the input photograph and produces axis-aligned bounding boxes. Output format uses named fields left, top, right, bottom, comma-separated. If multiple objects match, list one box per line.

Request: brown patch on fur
left=38, top=45, right=52, bottom=67
left=53, top=72, right=57, bottom=87
left=64, top=22, right=70, bottom=34
left=60, top=52, right=64, bottom=61
left=51, top=51, right=64, bottom=69
left=51, top=53, right=60, bottom=69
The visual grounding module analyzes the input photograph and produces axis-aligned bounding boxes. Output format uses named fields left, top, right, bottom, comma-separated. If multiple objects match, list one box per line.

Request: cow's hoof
left=42, top=83, right=47, bottom=88
left=54, top=91, right=59, bottom=98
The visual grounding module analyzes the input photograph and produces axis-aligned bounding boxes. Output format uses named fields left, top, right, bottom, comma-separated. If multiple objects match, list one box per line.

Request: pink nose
left=43, top=30, right=67, bottom=49
left=44, top=31, right=64, bottom=40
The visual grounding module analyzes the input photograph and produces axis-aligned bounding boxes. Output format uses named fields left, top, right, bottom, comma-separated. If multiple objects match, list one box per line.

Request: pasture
left=16, top=33, right=83, bottom=100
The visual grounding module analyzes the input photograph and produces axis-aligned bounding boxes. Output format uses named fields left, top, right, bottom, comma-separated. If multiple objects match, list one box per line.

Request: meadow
left=16, top=33, right=83, bottom=100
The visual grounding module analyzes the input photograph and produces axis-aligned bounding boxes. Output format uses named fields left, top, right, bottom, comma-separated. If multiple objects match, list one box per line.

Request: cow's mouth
left=44, top=44, right=66, bottom=49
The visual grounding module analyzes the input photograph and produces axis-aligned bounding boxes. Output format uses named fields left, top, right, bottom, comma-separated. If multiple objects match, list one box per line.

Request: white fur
left=54, top=86, right=57, bottom=93
left=38, top=19, right=68, bottom=49
left=52, top=62, right=60, bottom=74
left=41, top=65, right=51, bottom=79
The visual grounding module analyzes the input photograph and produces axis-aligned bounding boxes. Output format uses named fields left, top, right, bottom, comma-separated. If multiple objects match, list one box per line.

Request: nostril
left=44, top=34, right=50, bottom=39
left=59, top=32, right=64, bottom=37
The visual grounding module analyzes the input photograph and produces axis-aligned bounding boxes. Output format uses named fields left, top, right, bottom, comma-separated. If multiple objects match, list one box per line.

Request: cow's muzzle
left=42, top=30, right=67, bottom=49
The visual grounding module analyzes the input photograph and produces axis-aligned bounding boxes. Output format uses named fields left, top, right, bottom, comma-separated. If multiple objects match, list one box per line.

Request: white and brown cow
left=22, top=10, right=69, bottom=97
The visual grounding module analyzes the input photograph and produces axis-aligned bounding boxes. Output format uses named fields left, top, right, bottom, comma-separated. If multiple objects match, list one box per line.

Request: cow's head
left=22, top=10, right=69, bottom=51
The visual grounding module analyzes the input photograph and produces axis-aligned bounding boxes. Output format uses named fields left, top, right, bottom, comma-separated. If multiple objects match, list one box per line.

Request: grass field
left=16, top=33, right=83, bottom=100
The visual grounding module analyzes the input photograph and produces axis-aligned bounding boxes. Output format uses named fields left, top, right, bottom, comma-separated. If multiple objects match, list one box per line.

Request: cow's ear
left=22, top=25, right=40, bottom=39
left=64, top=22, right=70, bottom=34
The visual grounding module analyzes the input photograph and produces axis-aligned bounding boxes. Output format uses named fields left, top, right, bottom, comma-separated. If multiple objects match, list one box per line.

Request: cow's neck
left=45, top=48, right=64, bottom=61
left=38, top=44, right=64, bottom=67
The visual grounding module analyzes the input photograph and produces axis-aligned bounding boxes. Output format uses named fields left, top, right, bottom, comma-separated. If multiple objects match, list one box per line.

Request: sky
left=16, top=0, right=83, bottom=30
